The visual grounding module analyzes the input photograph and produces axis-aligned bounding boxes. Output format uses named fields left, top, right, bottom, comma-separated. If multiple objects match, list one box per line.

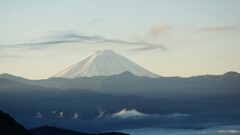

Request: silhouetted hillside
left=30, top=126, right=129, bottom=135
left=1, top=71, right=240, bottom=99
left=0, top=110, right=31, bottom=135
left=0, top=110, right=129, bottom=135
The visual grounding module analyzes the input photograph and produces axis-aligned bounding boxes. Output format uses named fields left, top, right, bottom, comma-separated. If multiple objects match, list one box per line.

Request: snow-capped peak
left=53, top=50, right=160, bottom=78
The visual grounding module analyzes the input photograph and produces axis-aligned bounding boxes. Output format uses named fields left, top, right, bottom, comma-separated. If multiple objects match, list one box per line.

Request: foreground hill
left=0, top=110, right=32, bottom=135
left=30, top=126, right=129, bottom=135
left=0, top=110, right=129, bottom=135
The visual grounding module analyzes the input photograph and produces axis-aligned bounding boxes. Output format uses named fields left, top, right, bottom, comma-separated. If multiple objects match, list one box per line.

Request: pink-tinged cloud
left=196, top=24, right=240, bottom=32
left=149, top=26, right=171, bottom=38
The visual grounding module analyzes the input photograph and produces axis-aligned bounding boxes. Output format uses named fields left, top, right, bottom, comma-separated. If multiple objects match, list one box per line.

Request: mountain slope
left=30, top=126, right=129, bottom=135
left=1, top=71, right=240, bottom=99
left=53, top=50, right=160, bottom=78
left=0, top=73, right=31, bottom=84
left=0, top=109, right=129, bottom=135
left=0, top=110, right=31, bottom=135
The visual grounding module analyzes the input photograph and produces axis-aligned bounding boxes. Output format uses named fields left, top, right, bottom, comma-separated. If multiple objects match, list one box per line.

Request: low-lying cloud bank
left=123, top=125, right=240, bottom=135
left=112, top=108, right=148, bottom=119
left=218, top=129, right=240, bottom=133
left=33, top=109, right=191, bottom=120
left=111, top=108, right=191, bottom=119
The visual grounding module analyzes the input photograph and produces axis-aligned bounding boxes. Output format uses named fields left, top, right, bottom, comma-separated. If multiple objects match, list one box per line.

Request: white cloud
left=111, top=109, right=191, bottom=120
left=58, top=111, right=64, bottom=118
left=35, top=112, right=43, bottom=119
left=112, top=108, right=148, bottom=119
left=96, top=109, right=105, bottom=119
left=72, top=112, right=79, bottom=119
left=51, top=110, right=57, bottom=114
left=167, top=113, right=191, bottom=117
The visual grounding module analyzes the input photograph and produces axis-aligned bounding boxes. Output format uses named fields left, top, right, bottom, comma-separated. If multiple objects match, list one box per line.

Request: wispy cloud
left=1, top=31, right=166, bottom=51
left=51, top=110, right=57, bottom=114
left=58, top=111, right=64, bottom=118
left=196, top=24, right=240, bottom=32
left=149, top=26, right=171, bottom=38
left=35, top=112, right=43, bottom=119
left=167, top=113, right=191, bottom=117
left=96, top=108, right=105, bottom=119
left=72, top=112, right=79, bottom=119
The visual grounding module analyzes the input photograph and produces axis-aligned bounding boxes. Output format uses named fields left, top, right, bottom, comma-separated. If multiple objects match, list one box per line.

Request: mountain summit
left=53, top=50, right=159, bottom=78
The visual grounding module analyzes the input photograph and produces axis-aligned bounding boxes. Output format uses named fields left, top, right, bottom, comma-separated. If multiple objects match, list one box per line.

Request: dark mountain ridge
left=30, top=126, right=129, bottom=135
left=1, top=71, right=239, bottom=99
left=0, top=110, right=32, bottom=135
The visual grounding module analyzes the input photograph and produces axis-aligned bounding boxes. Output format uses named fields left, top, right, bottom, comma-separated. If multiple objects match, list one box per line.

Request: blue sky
left=0, top=0, right=240, bottom=79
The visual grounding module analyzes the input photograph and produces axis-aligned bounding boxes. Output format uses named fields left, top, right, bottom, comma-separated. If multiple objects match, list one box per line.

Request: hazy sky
left=0, top=0, right=240, bottom=79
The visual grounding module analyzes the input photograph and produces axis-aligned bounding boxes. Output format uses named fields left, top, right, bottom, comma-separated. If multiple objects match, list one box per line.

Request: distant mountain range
left=1, top=71, right=240, bottom=99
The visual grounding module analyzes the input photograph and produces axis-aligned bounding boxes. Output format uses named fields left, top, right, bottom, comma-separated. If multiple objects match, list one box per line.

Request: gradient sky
left=0, top=0, right=240, bottom=79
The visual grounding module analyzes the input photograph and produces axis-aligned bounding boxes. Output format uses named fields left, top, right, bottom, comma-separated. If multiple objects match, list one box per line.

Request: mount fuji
left=53, top=50, right=160, bottom=78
